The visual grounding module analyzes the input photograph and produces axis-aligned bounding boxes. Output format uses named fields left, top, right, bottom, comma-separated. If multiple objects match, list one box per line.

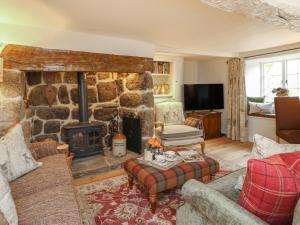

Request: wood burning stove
left=63, top=72, right=104, bottom=158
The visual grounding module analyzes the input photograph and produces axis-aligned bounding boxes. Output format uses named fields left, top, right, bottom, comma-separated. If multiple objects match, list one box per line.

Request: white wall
left=248, top=116, right=276, bottom=141
left=183, top=60, right=199, bottom=84
left=183, top=58, right=229, bottom=134
left=0, top=23, right=155, bottom=58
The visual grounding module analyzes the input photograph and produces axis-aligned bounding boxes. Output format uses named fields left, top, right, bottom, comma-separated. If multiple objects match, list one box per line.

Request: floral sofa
left=176, top=134, right=300, bottom=225
left=176, top=169, right=269, bottom=225
left=9, top=141, right=81, bottom=225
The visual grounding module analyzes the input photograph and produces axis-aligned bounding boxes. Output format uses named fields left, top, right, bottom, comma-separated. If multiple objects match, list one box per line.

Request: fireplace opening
left=63, top=72, right=104, bottom=158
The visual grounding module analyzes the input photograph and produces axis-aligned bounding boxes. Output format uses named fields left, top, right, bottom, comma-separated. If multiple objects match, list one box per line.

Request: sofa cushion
left=155, top=124, right=202, bottom=139
left=248, top=102, right=274, bottom=115
left=10, top=154, right=72, bottom=200
left=0, top=124, right=42, bottom=181
left=0, top=172, right=17, bottom=225
left=238, top=152, right=300, bottom=225
left=184, top=117, right=202, bottom=129
left=251, top=134, right=300, bottom=159
left=247, top=96, right=265, bottom=113
left=15, top=184, right=81, bottom=225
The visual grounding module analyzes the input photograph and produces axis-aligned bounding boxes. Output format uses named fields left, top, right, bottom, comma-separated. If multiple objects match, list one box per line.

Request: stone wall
left=24, top=71, right=154, bottom=147
left=0, top=69, right=31, bottom=145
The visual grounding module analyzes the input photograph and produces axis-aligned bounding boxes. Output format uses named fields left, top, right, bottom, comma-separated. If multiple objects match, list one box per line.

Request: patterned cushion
left=238, top=152, right=300, bottom=225
left=155, top=124, right=202, bottom=140
left=0, top=172, right=18, bottom=225
left=30, top=140, right=59, bottom=160
left=247, top=96, right=265, bottom=113
left=0, top=124, right=42, bottom=181
left=124, top=157, right=219, bottom=194
left=155, top=101, right=185, bottom=125
left=184, top=117, right=203, bottom=129
left=10, top=154, right=72, bottom=200
left=15, top=184, right=81, bottom=225
left=248, top=102, right=274, bottom=114
left=251, top=134, right=300, bottom=159
left=0, top=211, right=8, bottom=225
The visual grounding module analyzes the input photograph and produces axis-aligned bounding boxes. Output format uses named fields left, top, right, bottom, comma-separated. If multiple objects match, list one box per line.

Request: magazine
left=137, top=156, right=182, bottom=170
left=177, top=150, right=205, bottom=163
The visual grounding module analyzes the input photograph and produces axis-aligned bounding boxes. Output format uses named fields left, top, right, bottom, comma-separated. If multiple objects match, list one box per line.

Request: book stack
left=153, top=61, right=170, bottom=74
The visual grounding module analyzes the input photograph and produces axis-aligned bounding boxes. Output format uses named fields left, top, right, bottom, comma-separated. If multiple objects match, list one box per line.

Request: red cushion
left=238, top=151, right=300, bottom=225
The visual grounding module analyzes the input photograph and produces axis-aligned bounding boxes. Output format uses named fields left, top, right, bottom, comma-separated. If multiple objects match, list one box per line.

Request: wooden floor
left=73, top=137, right=253, bottom=186
left=204, top=136, right=252, bottom=168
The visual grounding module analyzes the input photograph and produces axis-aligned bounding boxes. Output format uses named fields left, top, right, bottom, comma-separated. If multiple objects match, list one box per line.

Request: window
left=245, top=54, right=300, bottom=102
left=286, top=59, right=300, bottom=97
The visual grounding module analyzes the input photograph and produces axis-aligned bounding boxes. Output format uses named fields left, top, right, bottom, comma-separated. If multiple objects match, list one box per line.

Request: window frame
left=257, top=57, right=300, bottom=101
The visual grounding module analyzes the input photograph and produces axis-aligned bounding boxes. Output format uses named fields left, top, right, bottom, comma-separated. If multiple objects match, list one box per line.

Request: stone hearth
left=72, top=147, right=140, bottom=179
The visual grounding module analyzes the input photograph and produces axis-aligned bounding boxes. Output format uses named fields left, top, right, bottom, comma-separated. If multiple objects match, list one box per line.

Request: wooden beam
left=1, top=44, right=153, bottom=73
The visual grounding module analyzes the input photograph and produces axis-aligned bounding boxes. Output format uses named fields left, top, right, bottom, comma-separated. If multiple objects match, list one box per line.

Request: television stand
left=186, top=111, right=222, bottom=139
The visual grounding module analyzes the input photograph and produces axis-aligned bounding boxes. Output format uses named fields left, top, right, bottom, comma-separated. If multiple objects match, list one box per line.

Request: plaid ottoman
left=124, top=156, right=219, bottom=213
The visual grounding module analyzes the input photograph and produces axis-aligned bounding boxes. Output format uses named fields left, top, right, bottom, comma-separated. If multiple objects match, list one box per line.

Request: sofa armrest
left=30, top=140, right=61, bottom=160
left=180, top=179, right=268, bottom=225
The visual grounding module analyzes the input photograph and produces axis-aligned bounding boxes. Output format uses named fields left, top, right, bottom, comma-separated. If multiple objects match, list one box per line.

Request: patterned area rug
left=75, top=167, right=235, bottom=225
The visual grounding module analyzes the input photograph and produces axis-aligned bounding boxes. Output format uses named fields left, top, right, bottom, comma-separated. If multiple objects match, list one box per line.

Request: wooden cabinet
left=186, top=111, right=222, bottom=139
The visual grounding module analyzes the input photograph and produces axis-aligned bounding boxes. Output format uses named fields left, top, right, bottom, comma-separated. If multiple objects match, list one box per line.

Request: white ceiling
left=1, top=0, right=300, bottom=57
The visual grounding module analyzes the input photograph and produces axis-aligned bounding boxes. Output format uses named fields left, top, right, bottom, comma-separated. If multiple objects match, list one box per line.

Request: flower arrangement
left=272, top=87, right=289, bottom=97
left=147, top=137, right=161, bottom=149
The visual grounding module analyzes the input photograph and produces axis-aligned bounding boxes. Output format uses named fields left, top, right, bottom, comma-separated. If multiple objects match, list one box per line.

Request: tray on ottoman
left=123, top=155, right=219, bottom=213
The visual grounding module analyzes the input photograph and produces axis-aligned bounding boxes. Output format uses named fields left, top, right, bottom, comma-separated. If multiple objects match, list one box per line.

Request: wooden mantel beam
left=1, top=44, right=153, bottom=73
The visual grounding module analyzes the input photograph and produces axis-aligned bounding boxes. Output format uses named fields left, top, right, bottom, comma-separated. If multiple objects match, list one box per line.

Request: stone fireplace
left=0, top=44, right=154, bottom=153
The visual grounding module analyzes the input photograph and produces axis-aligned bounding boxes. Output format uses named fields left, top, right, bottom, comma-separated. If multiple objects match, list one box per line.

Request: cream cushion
left=160, top=137, right=204, bottom=147
left=235, top=134, right=300, bottom=191
left=155, top=125, right=202, bottom=139
left=251, top=134, right=300, bottom=159
left=0, top=124, right=42, bottom=182
left=0, top=172, right=18, bottom=225
left=155, top=124, right=204, bottom=147
left=155, top=101, right=185, bottom=125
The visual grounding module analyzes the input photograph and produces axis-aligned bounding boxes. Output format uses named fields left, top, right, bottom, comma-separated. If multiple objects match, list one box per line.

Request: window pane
left=264, top=62, right=282, bottom=76
left=289, top=88, right=298, bottom=96
left=245, top=61, right=261, bottom=96
left=264, top=75, right=282, bottom=90
left=287, top=75, right=298, bottom=89
left=287, top=60, right=298, bottom=75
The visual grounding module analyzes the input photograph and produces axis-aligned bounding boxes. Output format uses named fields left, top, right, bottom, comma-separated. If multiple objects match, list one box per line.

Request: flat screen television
left=184, top=84, right=224, bottom=110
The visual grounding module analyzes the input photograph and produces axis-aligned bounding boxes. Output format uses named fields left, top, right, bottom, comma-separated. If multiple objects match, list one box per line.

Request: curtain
left=227, top=58, right=248, bottom=142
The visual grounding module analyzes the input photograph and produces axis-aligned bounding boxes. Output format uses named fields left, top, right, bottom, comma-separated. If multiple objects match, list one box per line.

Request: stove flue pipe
left=77, top=72, right=89, bottom=123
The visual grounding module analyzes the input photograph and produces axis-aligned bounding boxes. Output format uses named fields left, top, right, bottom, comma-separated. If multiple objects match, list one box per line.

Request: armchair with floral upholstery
left=154, top=101, right=205, bottom=153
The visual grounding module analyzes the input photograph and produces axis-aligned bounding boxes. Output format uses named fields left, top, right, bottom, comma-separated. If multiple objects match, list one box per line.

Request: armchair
left=274, top=97, right=300, bottom=143
left=154, top=101, right=205, bottom=153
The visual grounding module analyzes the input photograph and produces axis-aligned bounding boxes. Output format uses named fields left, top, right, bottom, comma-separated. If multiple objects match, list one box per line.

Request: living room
left=0, top=1, right=300, bottom=225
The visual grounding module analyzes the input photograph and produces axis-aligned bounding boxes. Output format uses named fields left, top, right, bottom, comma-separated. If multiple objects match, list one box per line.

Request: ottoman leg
left=149, top=194, right=157, bottom=213
left=128, top=175, right=134, bottom=189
